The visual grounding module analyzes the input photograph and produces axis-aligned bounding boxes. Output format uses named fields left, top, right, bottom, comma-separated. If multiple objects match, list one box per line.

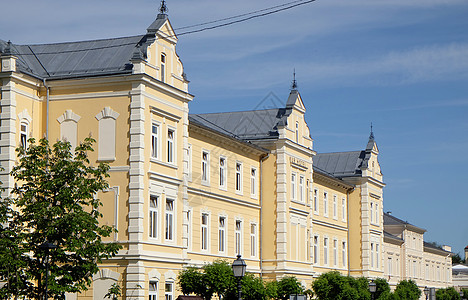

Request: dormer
left=361, top=129, right=383, bottom=182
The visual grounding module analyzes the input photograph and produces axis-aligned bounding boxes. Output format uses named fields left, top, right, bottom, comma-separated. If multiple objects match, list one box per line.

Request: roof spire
left=159, top=0, right=168, bottom=15
left=369, top=122, right=375, bottom=140
left=291, top=68, right=298, bottom=91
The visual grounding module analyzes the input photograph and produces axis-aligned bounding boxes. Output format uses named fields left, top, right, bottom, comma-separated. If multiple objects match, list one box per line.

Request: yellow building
left=0, top=5, right=452, bottom=299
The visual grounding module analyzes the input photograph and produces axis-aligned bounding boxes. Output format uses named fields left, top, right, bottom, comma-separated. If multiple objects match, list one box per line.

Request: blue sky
left=2, top=0, right=468, bottom=255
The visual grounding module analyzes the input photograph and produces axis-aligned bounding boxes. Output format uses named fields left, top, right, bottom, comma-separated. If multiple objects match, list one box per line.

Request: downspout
left=43, top=78, right=49, bottom=139
left=259, top=152, right=269, bottom=278
left=347, top=188, right=351, bottom=276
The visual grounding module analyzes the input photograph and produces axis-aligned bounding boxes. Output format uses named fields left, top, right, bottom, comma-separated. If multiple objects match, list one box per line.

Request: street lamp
left=39, top=241, right=57, bottom=300
left=368, top=280, right=376, bottom=300
left=459, top=290, right=464, bottom=300
left=232, top=255, right=247, bottom=300
left=424, top=286, right=429, bottom=300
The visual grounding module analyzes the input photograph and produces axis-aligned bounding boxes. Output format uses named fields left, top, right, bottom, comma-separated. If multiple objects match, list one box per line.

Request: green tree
left=312, top=271, right=365, bottom=300
left=452, top=253, right=465, bottom=264
left=276, top=276, right=304, bottom=300
left=265, top=280, right=279, bottom=300
left=178, top=267, right=205, bottom=297
left=392, top=280, right=421, bottom=300
left=374, top=278, right=391, bottom=300
left=436, top=287, right=461, bottom=300
left=240, top=273, right=268, bottom=300
left=203, top=260, right=235, bottom=300
left=0, top=138, right=121, bottom=300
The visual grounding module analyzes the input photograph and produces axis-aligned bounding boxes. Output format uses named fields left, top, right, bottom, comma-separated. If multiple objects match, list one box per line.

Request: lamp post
left=424, top=286, right=429, bottom=300
left=39, top=242, right=57, bottom=300
left=232, top=255, right=247, bottom=300
left=459, top=290, right=464, bottom=300
left=368, top=280, right=376, bottom=300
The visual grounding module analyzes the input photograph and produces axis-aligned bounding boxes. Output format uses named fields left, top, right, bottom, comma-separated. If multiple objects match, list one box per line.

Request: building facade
left=0, top=8, right=452, bottom=300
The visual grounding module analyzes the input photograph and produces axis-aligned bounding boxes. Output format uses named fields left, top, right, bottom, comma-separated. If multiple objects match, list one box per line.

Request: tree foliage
left=436, top=287, right=461, bottom=300
left=392, top=280, right=421, bottom=300
left=312, top=271, right=372, bottom=300
left=0, top=138, right=121, bottom=299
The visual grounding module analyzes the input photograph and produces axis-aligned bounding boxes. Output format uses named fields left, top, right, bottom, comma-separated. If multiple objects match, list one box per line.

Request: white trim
left=95, top=106, right=120, bottom=121
left=57, top=109, right=81, bottom=124
left=17, top=109, right=32, bottom=124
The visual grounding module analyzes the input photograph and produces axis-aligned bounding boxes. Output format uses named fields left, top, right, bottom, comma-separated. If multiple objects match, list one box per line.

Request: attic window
left=161, top=53, right=166, bottom=82
left=295, top=122, right=299, bottom=142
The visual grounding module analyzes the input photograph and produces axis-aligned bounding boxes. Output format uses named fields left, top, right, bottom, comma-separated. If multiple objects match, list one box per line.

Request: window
left=96, top=107, right=119, bottom=161
left=165, top=199, right=174, bottom=241
left=388, top=258, right=393, bottom=276
left=313, top=189, right=319, bottom=213
left=161, top=53, right=166, bottom=82
left=201, top=213, right=209, bottom=251
left=250, top=223, right=257, bottom=257
left=341, top=198, right=346, bottom=221
left=187, top=144, right=192, bottom=181
left=370, top=202, right=374, bottom=223
left=333, top=195, right=337, bottom=219
left=295, top=121, right=299, bottom=142
left=291, top=173, right=296, bottom=200
left=323, top=192, right=328, bottom=217
left=202, top=151, right=209, bottom=184
left=20, top=122, right=28, bottom=148
left=371, top=243, right=374, bottom=268
left=313, top=236, right=319, bottom=264
left=375, top=203, right=379, bottom=225
left=376, top=244, right=380, bottom=268
left=219, top=217, right=225, bottom=252
left=342, top=241, right=347, bottom=267
left=219, top=157, right=226, bottom=189
left=235, top=163, right=242, bottom=193
left=235, top=220, right=242, bottom=255
left=165, top=282, right=173, bottom=300
left=324, top=237, right=328, bottom=265
left=167, top=129, right=174, bottom=163
left=149, top=281, right=158, bottom=300
left=333, top=239, right=337, bottom=266
left=299, top=176, right=304, bottom=202
left=251, top=168, right=257, bottom=197
left=149, top=196, right=159, bottom=238
left=186, top=210, right=192, bottom=249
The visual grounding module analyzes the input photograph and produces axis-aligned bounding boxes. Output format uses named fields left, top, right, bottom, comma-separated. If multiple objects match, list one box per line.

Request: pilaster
left=276, top=144, right=288, bottom=269
left=0, top=78, right=16, bottom=196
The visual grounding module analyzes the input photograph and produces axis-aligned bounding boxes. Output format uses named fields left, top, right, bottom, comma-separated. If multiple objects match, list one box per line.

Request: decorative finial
left=4, top=40, right=12, bottom=55
left=159, top=0, right=168, bottom=15
left=369, top=122, right=375, bottom=140
left=291, top=68, right=298, bottom=90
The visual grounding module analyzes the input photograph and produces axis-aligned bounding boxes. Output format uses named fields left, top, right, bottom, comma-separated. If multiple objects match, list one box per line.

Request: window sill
left=150, top=158, right=178, bottom=170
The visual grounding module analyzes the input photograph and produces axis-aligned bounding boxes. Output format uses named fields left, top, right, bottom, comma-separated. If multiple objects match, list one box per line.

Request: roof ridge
left=18, top=35, right=143, bottom=47
left=192, top=108, right=280, bottom=115
left=316, top=150, right=362, bottom=155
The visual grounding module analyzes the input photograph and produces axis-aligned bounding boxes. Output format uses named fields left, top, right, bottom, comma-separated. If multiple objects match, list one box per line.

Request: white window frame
left=333, top=239, right=338, bottom=266
left=167, top=128, right=175, bottom=164
left=313, top=235, right=319, bottom=264
left=235, top=219, right=242, bottom=255
left=235, top=162, right=242, bottom=194
left=371, top=242, right=375, bottom=268
left=165, top=199, right=174, bottom=241
left=201, top=213, right=209, bottom=251
left=375, top=203, right=379, bottom=225
left=149, top=281, right=158, bottom=300
left=218, top=216, right=226, bottom=253
left=202, top=151, right=210, bottom=185
left=250, top=223, right=257, bottom=257
left=313, top=189, right=319, bottom=214
left=291, top=173, right=297, bottom=201
left=323, top=192, right=328, bottom=217
left=250, top=167, right=257, bottom=198
left=20, top=121, right=28, bottom=148
left=333, top=195, right=338, bottom=219
left=149, top=195, right=159, bottom=239
left=370, top=202, right=374, bottom=223
left=376, top=243, right=380, bottom=269
left=151, top=122, right=160, bottom=160
left=295, top=121, right=299, bottom=142
left=342, top=241, right=347, bottom=268
left=161, top=53, right=166, bottom=82
left=219, top=156, right=227, bottom=190
left=342, top=197, right=346, bottom=222
left=299, top=175, right=304, bottom=203
left=164, top=281, right=173, bottom=300
left=186, top=209, right=192, bottom=250
left=324, top=237, right=329, bottom=265
left=187, top=144, right=192, bottom=182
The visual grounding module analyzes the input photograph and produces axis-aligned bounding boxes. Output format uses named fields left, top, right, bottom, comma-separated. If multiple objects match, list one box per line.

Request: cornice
left=188, top=186, right=260, bottom=209
left=313, top=171, right=354, bottom=192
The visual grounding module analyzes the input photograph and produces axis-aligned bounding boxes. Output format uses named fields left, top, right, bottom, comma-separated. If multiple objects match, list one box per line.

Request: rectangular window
left=313, top=189, right=319, bottom=213
left=151, top=123, right=159, bottom=159
left=20, top=123, right=28, bottom=148
left=370, top=202, right=374, bottom=223
left=161, top=53, right=166, bottom=82
left=291, top=173, right=296, bottom=200
left=186, top=210, right=192, bottom=249
left=187, top=144, right=192, bottom=181
left=201, top=213, right=209, bottom=251
left=375, top=203, right=379, bottom=225
left=235, top=162, right=242, bottom=193
left=251, top=168, right=257, bottom=197
left=218, top=217, right=225, bottom=252
left=165, top=282, right=173, bottom=300
left=149, top=195, right=159, bottom=238
left=324, top=237, right=328, bottom=265
left=202, top=151, right=209, bottom=184
left=342, top=198, right=346, bottom=221
left=167, top=129, right=174, bottom=163
left=342, top=241, right=347, bottom=267
left=299, top=176, right=304, bottom=202
left=295, top=121, right=299, bottom=142
left=149, top=281, right=158, bottom=300
left=313, top=236, right=319, bottom=264
left=235, top=220, right=242, bottom=255
left=333, top=239, right=337, bottom=266
left=389, top=258, right=393, bottom=276
left=333, top=195, right=337, bottom=219
left=219, top=157, right=226, bottom=189
left=371, top=243, right=374, bottom=268
left=250, top=223, right=257, bottom=257
left=165, top=199, right=174, bottom=241
left=376, top=244, right=380, bottom=268
left=323, top=192, right=328, bottom=217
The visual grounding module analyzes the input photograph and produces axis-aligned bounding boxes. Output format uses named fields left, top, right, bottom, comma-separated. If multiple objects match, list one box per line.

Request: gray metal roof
left=384, top=212, right=426, bottom=233
left=314, top=151, right=364, bottom=177
left=190, top=108, right=289, bottom=141
left=0, top=14, right=169, bottom=80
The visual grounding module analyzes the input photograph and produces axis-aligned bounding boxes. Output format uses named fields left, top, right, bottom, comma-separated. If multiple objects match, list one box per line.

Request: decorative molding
left=148, top=269, right=161, bottom=281
left=92, top=268, right=120, bottom=281
left=18, top=109, right=32, bottom=124
left=57, top=109, right=81, bottom=124
left=95, top=107, right=120, bottom=121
